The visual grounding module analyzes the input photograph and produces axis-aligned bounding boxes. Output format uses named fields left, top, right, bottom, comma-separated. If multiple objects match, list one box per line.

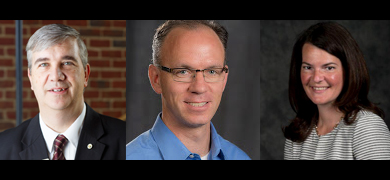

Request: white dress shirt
left=39, top=103, right=86, bottom=160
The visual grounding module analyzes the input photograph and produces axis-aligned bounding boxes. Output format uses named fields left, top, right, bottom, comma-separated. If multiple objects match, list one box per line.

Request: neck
left=317, top=103, right=344, bottom=128
left=161, top=112, right=211, bottom=157
left=40, top=101, right=84, bottom=133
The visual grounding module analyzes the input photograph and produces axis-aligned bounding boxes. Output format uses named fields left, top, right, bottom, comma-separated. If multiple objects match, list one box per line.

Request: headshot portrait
left=0, top=21, right=126, bottom=160
left=261, top=20, right=390, bottom=160
left=126, top=20, right=260, bottom=160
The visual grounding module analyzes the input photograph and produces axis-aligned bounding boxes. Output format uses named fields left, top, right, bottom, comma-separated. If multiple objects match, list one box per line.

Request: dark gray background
left=260, top=20, right=390, bottom=160
left=126, top=20, right=260, bottom=160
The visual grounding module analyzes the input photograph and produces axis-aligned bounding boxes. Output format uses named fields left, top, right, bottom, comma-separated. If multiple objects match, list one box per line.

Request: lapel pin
left=87, top=143, right=93, bottom=149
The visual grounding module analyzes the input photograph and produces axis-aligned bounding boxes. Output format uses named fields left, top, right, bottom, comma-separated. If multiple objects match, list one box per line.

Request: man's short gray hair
left=26, top=24, right=88, bottom=70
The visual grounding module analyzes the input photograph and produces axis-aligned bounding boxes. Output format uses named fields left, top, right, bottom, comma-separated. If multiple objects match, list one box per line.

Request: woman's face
left=300, top=43, right=344, bottom=107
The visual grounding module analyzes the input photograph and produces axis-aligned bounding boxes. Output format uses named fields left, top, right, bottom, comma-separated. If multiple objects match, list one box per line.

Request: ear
left=84, top=63, right=91, bottom=88
left=27, top=68, right=34, bottom=91
left=148, top=64, right=162, bottom=94
left=222, top=65, right=229, bottom=91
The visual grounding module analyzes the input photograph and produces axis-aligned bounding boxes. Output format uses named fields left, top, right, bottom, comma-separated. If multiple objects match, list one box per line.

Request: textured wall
left=261, top=20, right=390, bottom=159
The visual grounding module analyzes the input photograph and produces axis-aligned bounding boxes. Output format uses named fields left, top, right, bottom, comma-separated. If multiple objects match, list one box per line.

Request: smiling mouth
left=186, top=102, right=208, bottom=107
left=50, top=88, right=68, bottom=92
left=311, top=86, right=329, bottom=90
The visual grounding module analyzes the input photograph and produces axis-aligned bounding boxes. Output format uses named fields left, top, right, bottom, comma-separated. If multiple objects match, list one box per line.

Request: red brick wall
left=0, top=20, right=126, bottom=132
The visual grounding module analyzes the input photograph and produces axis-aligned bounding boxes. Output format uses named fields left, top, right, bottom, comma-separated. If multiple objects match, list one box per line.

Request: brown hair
left=282, top=22, right=384, bottom=143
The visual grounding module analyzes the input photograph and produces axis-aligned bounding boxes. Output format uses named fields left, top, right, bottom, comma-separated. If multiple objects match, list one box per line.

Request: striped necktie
left=52, top=134, right=68, bottom=160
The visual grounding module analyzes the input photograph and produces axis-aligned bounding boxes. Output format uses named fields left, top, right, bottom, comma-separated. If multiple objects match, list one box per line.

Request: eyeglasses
left=157, top=65, right=228, bottom=83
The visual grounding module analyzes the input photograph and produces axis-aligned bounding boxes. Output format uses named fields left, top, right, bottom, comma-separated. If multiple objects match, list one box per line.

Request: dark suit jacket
left=0, top=103, right=125, bottom=160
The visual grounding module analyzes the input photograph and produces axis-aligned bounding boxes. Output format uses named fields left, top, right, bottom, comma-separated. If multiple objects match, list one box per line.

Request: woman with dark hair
left=283, top=22, right=390, bottom=160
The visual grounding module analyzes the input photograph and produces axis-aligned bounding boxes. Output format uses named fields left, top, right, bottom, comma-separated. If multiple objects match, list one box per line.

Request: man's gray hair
left=26, top=24, right=88, bottom=70
left=152, top=20, right=228, bottom=66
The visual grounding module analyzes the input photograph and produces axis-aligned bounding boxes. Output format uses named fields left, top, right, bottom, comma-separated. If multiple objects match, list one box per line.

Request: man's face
left=28, top=38, right=90, bottom=112
left=150, top=26, right=228, bottom=128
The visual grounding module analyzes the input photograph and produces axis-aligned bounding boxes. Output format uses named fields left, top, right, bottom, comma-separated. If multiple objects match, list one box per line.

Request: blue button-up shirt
left=126, top=113, right=251, bottom=160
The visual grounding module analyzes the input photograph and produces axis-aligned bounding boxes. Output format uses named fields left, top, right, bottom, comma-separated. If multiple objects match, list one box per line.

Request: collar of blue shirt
left=151, top=112, right=225, bottom=160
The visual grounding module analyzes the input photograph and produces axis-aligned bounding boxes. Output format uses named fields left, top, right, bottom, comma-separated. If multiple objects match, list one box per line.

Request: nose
left=49, top=66, right=65, bottom=82
left=188, top=71, right=207, bottom=94
left=313, top=69, right=324, bottom=83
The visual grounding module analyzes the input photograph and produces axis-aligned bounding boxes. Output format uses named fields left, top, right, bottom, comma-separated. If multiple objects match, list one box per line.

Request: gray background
left=126, top=20, right=260, bottom=160
left=260, top=20, right=390, bottom=160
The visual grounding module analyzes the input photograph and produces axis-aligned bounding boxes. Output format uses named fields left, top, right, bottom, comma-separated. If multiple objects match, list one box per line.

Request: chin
left=182, top=115, right=212, bottom=128
left=310, top=99, right=334, bottom=106
left=46, top=100, right=72, bottom=110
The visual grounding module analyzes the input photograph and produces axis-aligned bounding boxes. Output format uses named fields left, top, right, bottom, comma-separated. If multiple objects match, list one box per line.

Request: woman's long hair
left=283, top=22, right=384, bottom=143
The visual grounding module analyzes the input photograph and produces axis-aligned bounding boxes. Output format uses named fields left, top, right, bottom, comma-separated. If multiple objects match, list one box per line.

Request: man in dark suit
left=0, top=24, right=125, bottom=160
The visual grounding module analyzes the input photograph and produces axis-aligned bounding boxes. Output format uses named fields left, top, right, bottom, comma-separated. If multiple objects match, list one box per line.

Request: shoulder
left=0, top=118, right=33, bottom=159
left=126, top=130, right=162, bottom=160
left=81, top=105, right=126, bottom=159
left=352, top=109, right=390, bottom=159
left=354, top=109, right=388, bottom=130
left=218, top=135, right=251, bottom=160
left=98, top=114, right=125, bottom=133
left=86, top=103, right=125, bottom=137
left=92, top=113, right=126, bottom=154
left=0, top=118, right=32, bottom=143
left=352, top=109, right=390, bottom=139
left=283, top=138, right=294, bottom=160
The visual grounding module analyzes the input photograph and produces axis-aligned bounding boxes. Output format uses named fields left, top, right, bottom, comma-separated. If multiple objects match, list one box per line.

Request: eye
left=63, top=61, right=74, bottom=66
left=206, top=69, right=220, bottom=75
left=325, top=66, right=335, bottom=71
left=174, top=69, right=191, bottom=76
left=302, top=65, right=311, bottom=70
left=178, top=70, right=189, bottom=74
left=39, top=63, right=48, bottom=67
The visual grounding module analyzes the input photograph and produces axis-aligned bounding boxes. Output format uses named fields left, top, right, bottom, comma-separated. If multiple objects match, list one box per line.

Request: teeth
left=313, top=87, right=328, bottom=90
left=53, top=89, right=64, bottom=92
left=187, top=102, right=207, bottom=107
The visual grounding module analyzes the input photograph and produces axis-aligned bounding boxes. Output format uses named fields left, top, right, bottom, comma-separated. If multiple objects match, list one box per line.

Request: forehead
left=31, top=38, right=80, bottom=62
left=302, top=43, right=341, bottom=65
left=160, top=26, right=225, bottom=67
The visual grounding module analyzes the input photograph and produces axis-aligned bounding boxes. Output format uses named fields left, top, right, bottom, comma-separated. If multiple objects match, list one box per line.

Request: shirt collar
left=39, top=103, right=86, bottom=154
left=209, top=121, right=225, bottom=160
left=151, top=112, right=225, bottom=160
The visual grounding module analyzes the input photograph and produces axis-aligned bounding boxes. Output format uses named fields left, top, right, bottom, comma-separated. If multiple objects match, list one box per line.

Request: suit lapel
left=75, top=104, right=106, bottom=160
left=19, top=115, right=49, bottom=160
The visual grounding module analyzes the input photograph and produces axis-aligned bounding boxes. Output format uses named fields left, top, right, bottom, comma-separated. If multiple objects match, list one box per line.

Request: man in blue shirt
left=126, top=20, right=250, bottom=160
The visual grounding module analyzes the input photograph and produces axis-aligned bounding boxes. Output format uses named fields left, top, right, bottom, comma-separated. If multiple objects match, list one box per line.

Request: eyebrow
left=33, top=55, right=78, bottom=66
left=61, top=55, right=77, bottom=62
left=34, top=57, right=49, bottom=66
left=174, top=63, right=224, bottom=69
left=302, top=62, right=338, bottom=66
left=62, top=55, right=78, bottom=62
